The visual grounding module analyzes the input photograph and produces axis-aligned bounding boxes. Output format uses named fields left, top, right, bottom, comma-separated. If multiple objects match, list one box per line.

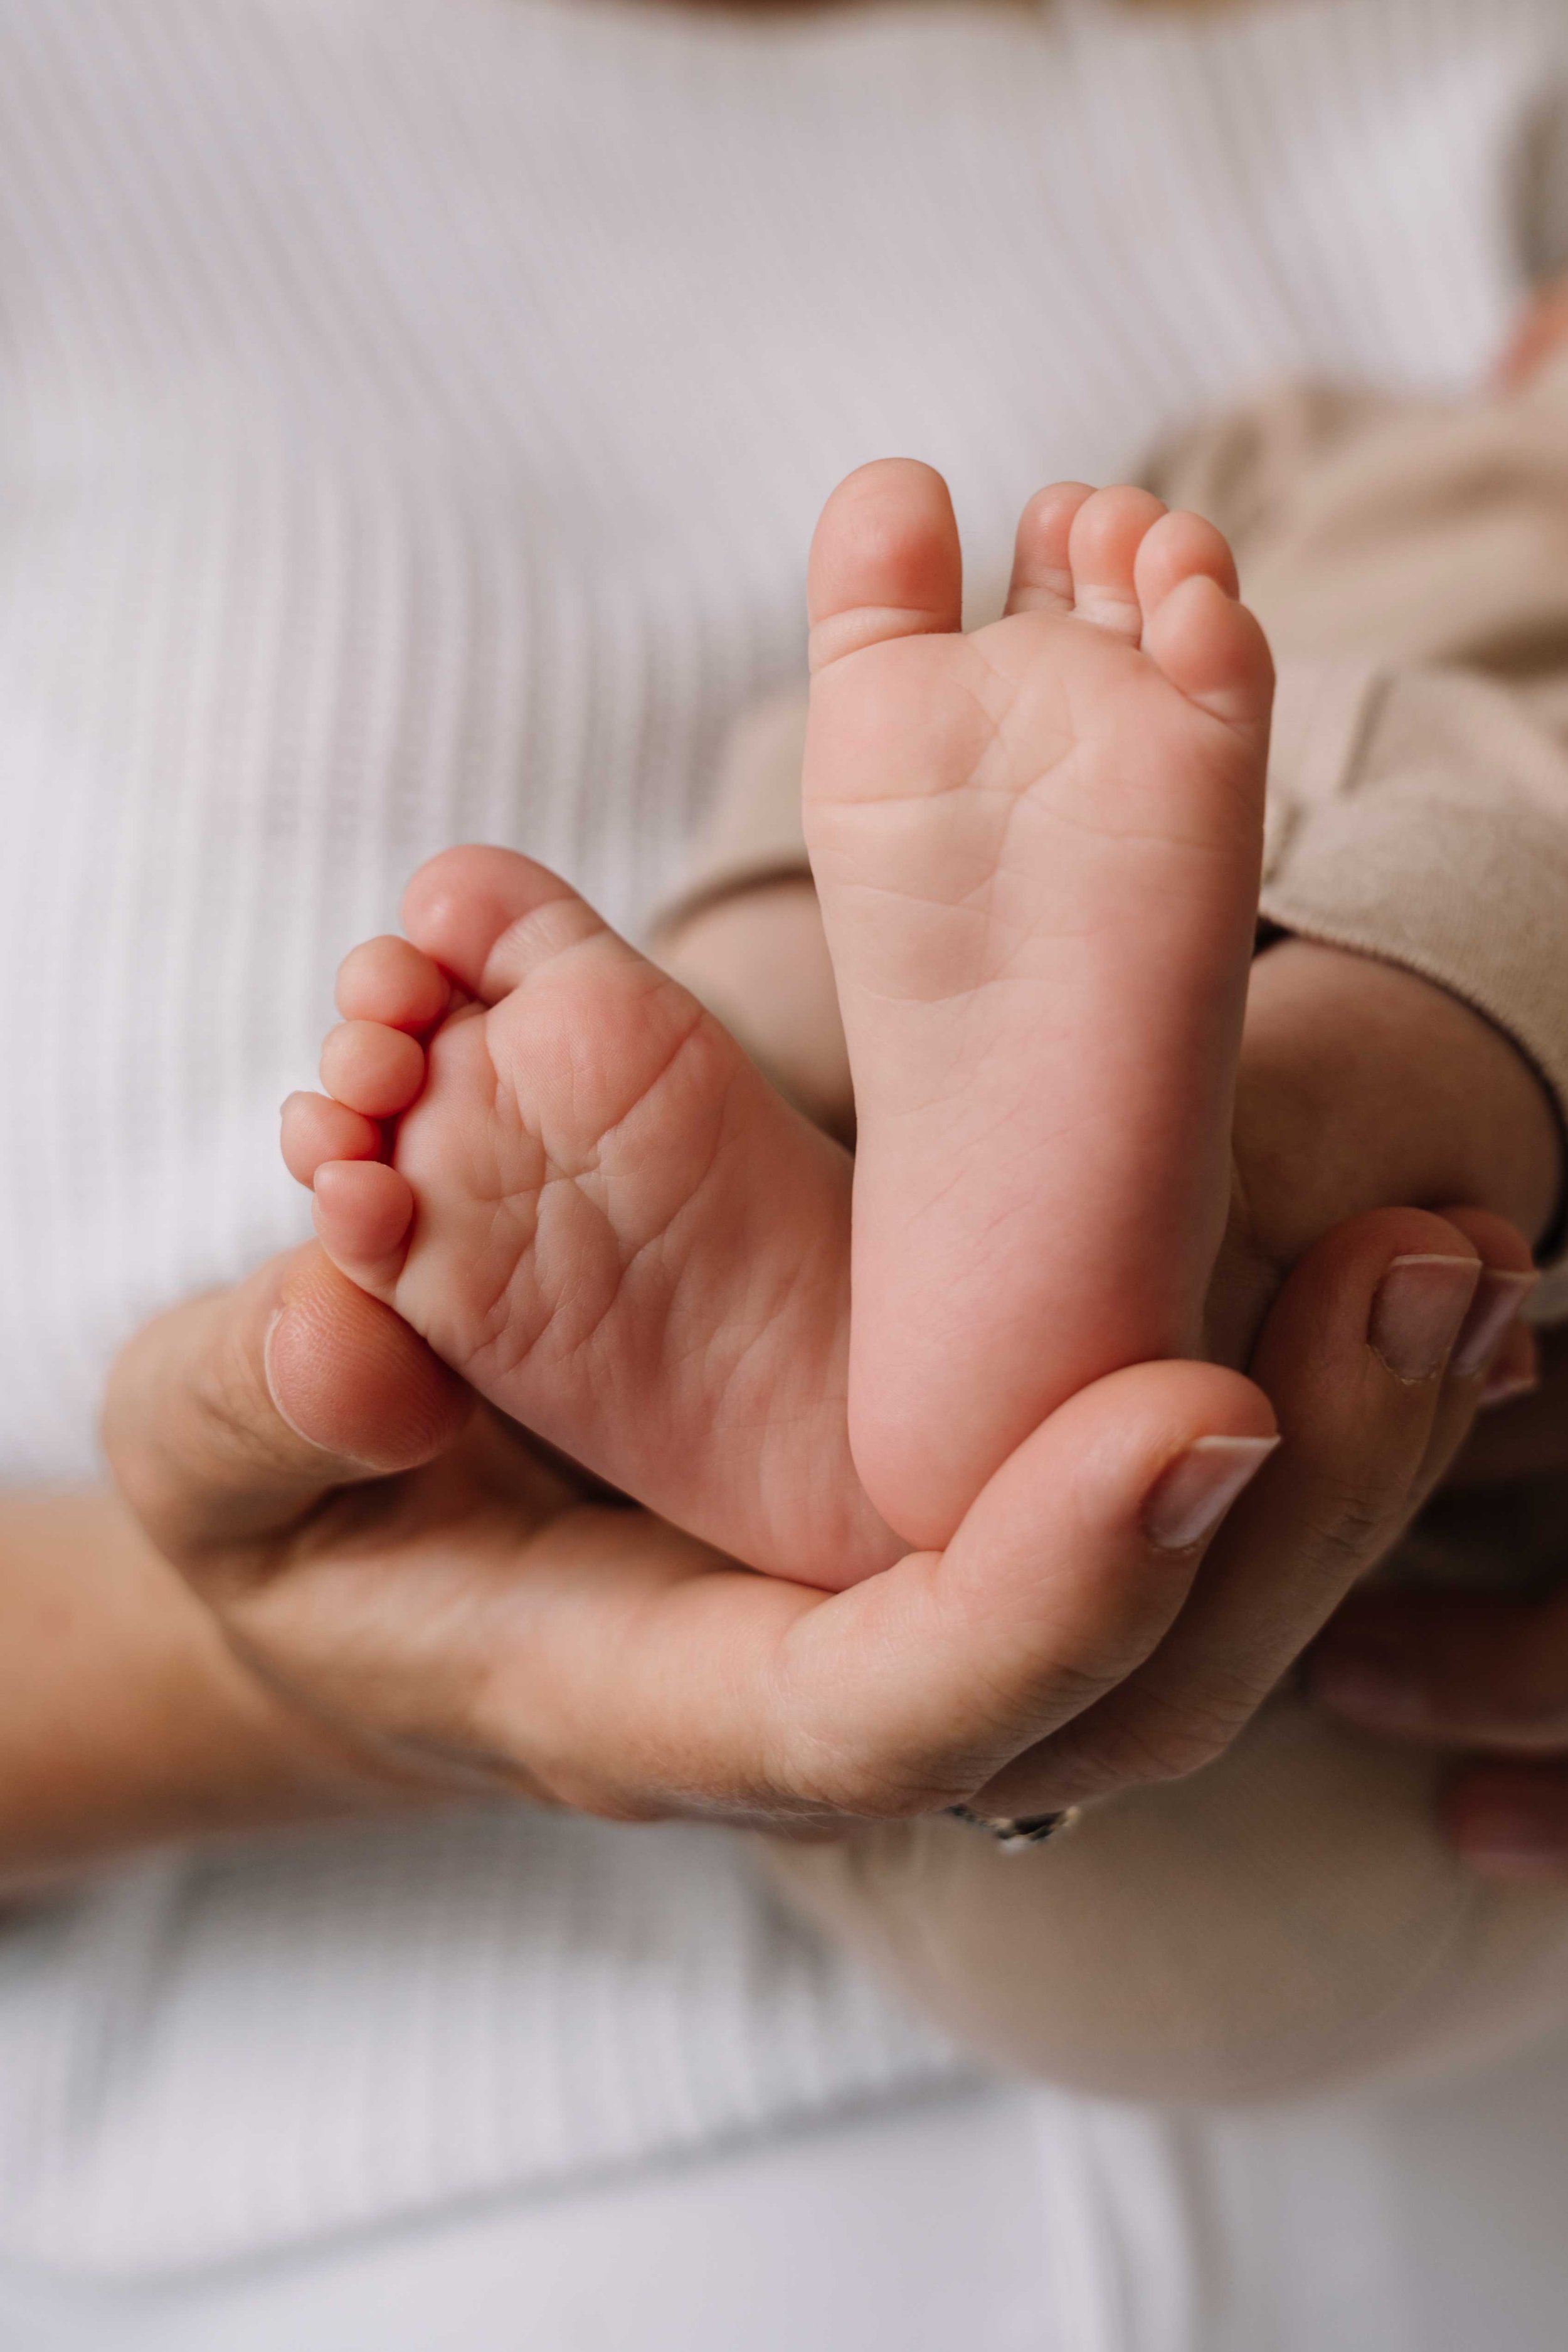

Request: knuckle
left=558, top=1780, right=678, bottom=1827
left=1297, top=1478, right=1406, bottom=1601
left=1314, top=1470, right=1397, bottom=1559
left=767, top=1719, right=959, bottom=1823
left=793, top=1752, right=950, bottom=1822
left=1065, top=1686, right=1254, bottom=1799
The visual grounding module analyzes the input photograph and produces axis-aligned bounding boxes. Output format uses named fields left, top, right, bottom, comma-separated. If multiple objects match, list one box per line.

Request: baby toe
left=403, top=844, right=601, bottom=1004
left=1004, top=482, right=1094, bottom=616
left=319, top=1019, right=426, bottom=1119
left=1141, top=572, right=1274, bottom=741
left=281, top=1091, right=384, bottom=1187
left=807, top=458, right=964, bottom=670
left=336, top=935, right=450, bottom=1032
left=312, top=1158, right=416, bottom=1294
left=1066, top=485, right=1168, bottom=638
left=1131, top=509, right=1239, bottom=623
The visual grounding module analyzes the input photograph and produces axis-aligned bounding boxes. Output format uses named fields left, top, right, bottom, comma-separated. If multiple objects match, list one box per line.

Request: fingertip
left=1368, top=1251, right=1481, bottom=1384
left=1140, top=1431, right=1281, bottom=1554
left=265, top=1246, right=470, bottom=1471
left=1456, top=1271, right=1540, bottom=1385
left=1479, top=1318, right=1540, bottom=1409
left=956, top=1357, right=1278, bottom=1586
left=1433, top=1204, right=1537, bottom=1278
left=892, top=1359, right=1281, bottom=1813
left=1420, top=1205, right=1536, bottom=1386
left=1257, top=1205, right=1480, bottom=1382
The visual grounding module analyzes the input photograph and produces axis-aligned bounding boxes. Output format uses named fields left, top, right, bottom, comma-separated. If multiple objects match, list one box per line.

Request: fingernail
left=1369, top=1254, right=1479, bottom=1381
left=1142, top=1434, right=1279, bottom=1552
left=1310, top=1653, right=1431, bottom=1729
left=1451, top=1268, right=1539, bottom=1380
left=1480, top=1367, right=1541, bottom=1411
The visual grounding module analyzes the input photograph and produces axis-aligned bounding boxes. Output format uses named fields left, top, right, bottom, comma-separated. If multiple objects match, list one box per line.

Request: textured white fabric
left=0, top=1813, right=965, bottom=2272
left=0, top=2085, right=1064, bottom=2352
left=11, top=2034, right=1568, bottom=2352
left=3, top=0, right=1568, bottom=2290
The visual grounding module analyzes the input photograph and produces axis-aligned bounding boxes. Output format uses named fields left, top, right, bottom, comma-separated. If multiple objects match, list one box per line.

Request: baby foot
left=805, top=462, right=1273, bottom=1549
left=281, top=847, right=898, bottom=1589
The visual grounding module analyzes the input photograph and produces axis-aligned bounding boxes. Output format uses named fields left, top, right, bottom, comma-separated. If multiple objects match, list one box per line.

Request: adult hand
left=103, top=1197, right=1523, bottom=1831
left=1311, top=1328, right=1568, bottom=1880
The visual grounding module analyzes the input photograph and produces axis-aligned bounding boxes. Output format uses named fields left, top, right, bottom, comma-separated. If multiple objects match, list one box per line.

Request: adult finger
left=980, top=1208, right=1484, bottom=1813
left=103, top=1244, right=474, bottom=1568
left=1449, top=1324, right=1567, bottom=1488
left=1310, top=1584, right=1568, bottom=1753
left=108, top=1244, right=1279, bottom=1827
left=1443, top=1759, right=1568, bottom=1880
left=467, top=1357, right=1278, bottom=1824
left=1413, top=1204, right=1537, bottom=1496
left=1478, top=1318, right=1542, bottom=1416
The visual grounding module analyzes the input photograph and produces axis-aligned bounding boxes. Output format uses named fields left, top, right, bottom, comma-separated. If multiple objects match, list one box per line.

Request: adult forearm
left=0, top=1486, right=405, bottom=1892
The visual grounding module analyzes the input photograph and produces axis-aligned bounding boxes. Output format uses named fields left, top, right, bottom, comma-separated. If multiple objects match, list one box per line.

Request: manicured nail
left=1480, top=1367, right=1540, bottom=1411
left=1451, top=1267, right=1539, bottom=1380
left=1310, top=1653, right=1431, bottom=1729
left=1368, top=1254, right=1479, bottom=1381
left=1142, top=1434, right=1279, bottom=1552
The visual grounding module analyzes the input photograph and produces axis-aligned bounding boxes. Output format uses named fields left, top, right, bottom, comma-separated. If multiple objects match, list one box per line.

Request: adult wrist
left=0, top=1487, right=430, bottom=1894
left=1232, top=937, right=1564, bottom=1275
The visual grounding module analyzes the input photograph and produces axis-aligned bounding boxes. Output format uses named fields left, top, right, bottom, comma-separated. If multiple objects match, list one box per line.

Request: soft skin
left=9, top=538, right=1564, bottom=1887
left=803, top=465, right=1274, bottom=1547
left=290, top=464, right=1278, bottom=1577
left=82, top=1207, right=1510, bottom=1866
left=0, top=1006, right=1545, bottom=1882
left=667, top=904, right=1560, bottom=1377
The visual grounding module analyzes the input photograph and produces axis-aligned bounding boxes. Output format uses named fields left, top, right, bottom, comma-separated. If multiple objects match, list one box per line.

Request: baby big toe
left=806, top=458, right=964, bottom=670
left=403, top=844, right=599, bottom=1005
